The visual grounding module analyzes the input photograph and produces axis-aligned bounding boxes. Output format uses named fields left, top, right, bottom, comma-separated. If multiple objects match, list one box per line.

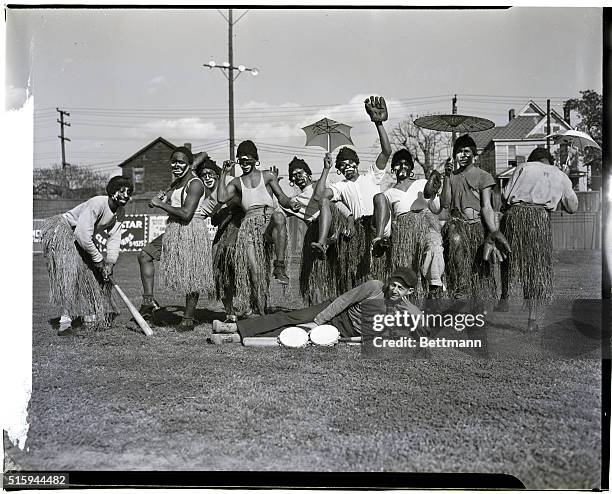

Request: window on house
left=132, top=167, right=145, bottom=194
left=507, top=145, right=516, bottom=167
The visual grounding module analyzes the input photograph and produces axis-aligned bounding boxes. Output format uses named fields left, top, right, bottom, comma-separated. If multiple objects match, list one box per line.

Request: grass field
left=10, top=251, right=603, bottom=488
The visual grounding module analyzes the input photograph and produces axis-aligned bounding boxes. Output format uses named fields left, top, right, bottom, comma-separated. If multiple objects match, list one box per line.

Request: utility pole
left=228, top=9, right=235, bottom=163
left=56, top=107, right=71, bottom=168
left=546, top=99, right=551, bottom=151
left=451, top=94, right=458, bottom=149
left=203, top=9, right=257, bottom=172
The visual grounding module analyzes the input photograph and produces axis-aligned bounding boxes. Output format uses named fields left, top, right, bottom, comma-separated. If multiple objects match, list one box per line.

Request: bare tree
left=33, top=164, right=111, bottom=198
left=390, top=115, right=451, bottom=178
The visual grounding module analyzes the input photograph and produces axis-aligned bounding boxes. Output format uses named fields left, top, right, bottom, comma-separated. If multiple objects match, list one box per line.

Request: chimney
left=508, top=109, right=515, bottom=122
left=183, top=142, right=192, bottom=150
left=563, top=104, right=571, bottom=126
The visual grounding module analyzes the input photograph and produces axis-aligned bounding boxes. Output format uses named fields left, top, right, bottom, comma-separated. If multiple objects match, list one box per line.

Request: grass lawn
left=10, top=250, right=603, bottom=489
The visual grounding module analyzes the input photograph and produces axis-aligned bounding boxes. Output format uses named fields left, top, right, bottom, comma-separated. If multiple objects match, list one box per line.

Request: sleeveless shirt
left=239, top=171, right=274, bottom=210
left=169, top=176, right=202, bottom=208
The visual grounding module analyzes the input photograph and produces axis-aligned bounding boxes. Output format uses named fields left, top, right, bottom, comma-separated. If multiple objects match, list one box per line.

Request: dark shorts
left=141, top=234, right=163, bottom=261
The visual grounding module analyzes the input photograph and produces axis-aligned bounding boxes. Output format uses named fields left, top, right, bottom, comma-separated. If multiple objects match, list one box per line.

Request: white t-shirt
left=329, top=163, right=386, bottom=219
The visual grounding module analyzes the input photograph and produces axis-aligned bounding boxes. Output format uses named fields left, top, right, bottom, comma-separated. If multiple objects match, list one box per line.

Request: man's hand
left=444, top=157, right=454, bottom=177
left=94, top=261, right=109, bottom=281
left=289, top=197, right=301, bottom=212
left=269, top=165, right=283, bottom=182
left=323, top=152, right=333, bottom=170
left=424, top=170, right=442, bottom=199
left=484, top=231, right=511, bottom=263
left=102, top=262, right=114, bottom=281
left=222, top=160, right=234, bottom=174
left=364, top=96, right=388, bottom=123
left=342, top=216, right=356, bottom=239
left=149, top=194, right=166, bottom=209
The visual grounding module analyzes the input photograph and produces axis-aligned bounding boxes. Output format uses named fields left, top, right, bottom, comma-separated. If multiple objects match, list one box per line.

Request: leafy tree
left=565, top=89, right=602, bottom=163
left=564, top=90, right=603, bottom=189
left=389, top=115, right=451, bottom=178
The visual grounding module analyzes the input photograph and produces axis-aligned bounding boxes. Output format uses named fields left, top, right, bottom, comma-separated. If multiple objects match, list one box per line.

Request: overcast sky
left=6, top=7, right=603, bottom=179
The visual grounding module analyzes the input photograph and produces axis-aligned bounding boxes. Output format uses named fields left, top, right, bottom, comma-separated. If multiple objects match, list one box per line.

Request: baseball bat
left=108, top=277, right=154, bottom=337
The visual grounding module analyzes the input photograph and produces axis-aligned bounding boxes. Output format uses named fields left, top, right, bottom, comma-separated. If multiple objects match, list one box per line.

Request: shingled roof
left=119, top=136, right=177, bottom=167
left=468, top=100, right=571, bottom=150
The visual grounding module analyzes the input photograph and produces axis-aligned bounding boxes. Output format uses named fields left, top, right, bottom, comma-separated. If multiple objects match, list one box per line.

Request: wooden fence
left=33, top=191, right=602, bottom=252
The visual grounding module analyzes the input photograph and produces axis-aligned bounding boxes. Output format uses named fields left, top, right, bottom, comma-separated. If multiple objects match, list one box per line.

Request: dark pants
left=237, top=301, right=356, bottom=338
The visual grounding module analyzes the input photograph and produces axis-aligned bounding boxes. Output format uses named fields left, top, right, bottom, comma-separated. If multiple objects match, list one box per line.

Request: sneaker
left=273, top=261, right=289, bottom=285
left=371, top=237, right=391, bottom=258
left=58, top=322, right=76, bottom=336
left=213, top=319, right=238, bottom=334
left=176, top=317, right=195, bottom=332
left=139, top=298, right=161, bottom=317
left=210, top=333, right=241, bottom=345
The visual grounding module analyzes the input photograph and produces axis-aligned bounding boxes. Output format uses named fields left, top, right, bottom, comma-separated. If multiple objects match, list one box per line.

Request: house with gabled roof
left=471, top=101, right=572, bottom=182
left=120, top=137, right=192, bottom=195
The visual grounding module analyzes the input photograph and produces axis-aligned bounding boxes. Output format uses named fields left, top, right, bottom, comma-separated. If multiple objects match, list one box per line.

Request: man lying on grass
left=211, top=267, right=423, bottom=343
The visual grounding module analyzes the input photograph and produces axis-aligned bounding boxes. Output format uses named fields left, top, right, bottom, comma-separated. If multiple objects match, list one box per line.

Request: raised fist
left=424, top=170, right=442, bottom=199
left=323, top=152, right=333, bottom=170
left=222, top=160, right=234, bottom=174
left=364, top=96, right=388, bottom=123
left=444, top=157, right=454, bottom=176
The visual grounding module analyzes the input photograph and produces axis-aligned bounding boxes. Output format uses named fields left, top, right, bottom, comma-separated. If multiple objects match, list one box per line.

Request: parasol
left=545, top=129, right=601, bottom=152
left=414, top=114, right=495, bottom=133
left=302, top=117, right=354, bottom=153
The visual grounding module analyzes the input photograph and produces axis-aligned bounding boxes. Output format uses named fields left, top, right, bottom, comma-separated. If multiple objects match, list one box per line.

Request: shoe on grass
left=176, top=317, right=195, bottom=332
left=210, top=333, right=241, bottom=345
left=58, top=323, right=76, bottom=336
left=139, top=297, right=161, bottom=317
left=213, top=319, right=238, bottom=334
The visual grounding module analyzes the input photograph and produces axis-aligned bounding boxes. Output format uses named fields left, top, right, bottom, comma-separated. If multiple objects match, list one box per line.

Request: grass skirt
left=233, top=207, right=274, bottom=313
left=159, top=217, right=214, bottom=296
left=212, top=207, right=244, bottom=302
left=299, top=205, right=343, bottom=305
left=442, top=216, right=496, bottom=302
left=41, top=215, right=117, bottom=320
left=383, top=209, right=441, bottom=294
left=337, top=215, right=373, bottom=292
left=501, top=204, right=553, bottom=309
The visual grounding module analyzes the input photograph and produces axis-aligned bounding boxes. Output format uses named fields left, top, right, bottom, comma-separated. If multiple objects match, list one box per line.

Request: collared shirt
left=329, top=163, right=386, bottom=219
left=313, top=279, right=421, bottom=335
left=503, top=161, right=578, bottom=212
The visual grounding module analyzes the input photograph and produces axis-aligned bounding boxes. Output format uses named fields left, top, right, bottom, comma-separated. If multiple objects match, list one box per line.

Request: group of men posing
left=41, top=95, right=578, bottom=339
